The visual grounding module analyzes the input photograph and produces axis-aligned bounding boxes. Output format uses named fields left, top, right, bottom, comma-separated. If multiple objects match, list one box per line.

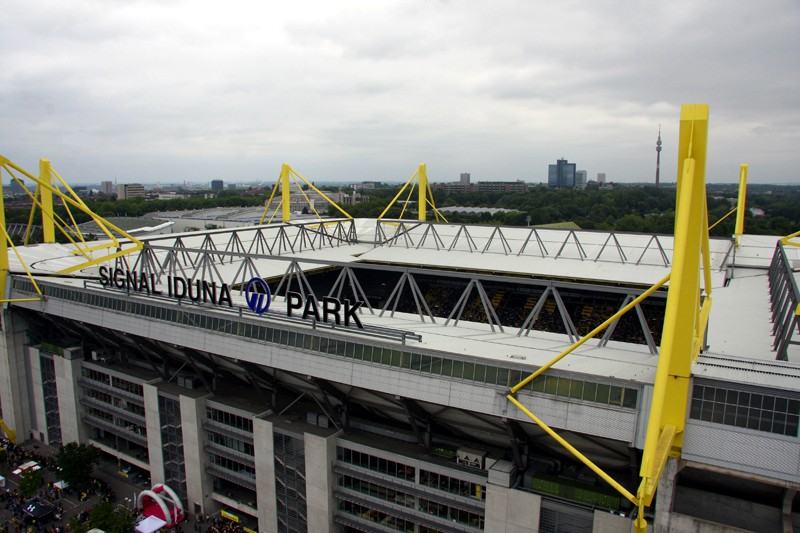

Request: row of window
left=690, top=384, right=799, bottom=437
left=86, top=389, right=146, bottom=418
left=206, top=407, right=254, bottom=433
left=209, top=453, right=256, bottom=478
left=337, top=447, right=416, bottom=482
left=338, top=475, right=485, bottom=530
left=420, top=470, right=485, bottom=501
left=29, top=281, right=640, bottom=412
left=208, top=431, right=255, bottom=456
left=81, top=368, right=144, bottom=397
left=338, top=500, right=447, bottom=533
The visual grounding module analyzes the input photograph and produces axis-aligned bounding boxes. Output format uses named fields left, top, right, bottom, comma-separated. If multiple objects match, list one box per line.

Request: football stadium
left=1, top=106, right=799, bottom=532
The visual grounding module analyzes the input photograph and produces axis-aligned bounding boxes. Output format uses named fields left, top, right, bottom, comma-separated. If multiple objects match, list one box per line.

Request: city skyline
left=2, top=1, right=799, bottom=185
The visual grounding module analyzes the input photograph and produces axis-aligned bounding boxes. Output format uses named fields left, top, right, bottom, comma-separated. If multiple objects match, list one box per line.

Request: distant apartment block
left=576, top=170, right=587, bottom=190
left=597, top=173, right=606, bottom=184
left=211, top=180, right=224, bottom=192
left=100, top=181, right=113, bottom=195
left=116, top=183, right=146, bottom=200
left=548, top=159, right=577, bottom=188
left=434, top=178, right=527, bottom=194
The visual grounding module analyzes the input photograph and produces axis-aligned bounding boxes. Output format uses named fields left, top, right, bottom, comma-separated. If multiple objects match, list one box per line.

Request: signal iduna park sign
left=98, top=268, right=364, bottom=329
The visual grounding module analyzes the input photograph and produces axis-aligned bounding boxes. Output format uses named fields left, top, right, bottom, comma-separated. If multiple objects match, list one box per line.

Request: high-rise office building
left=548, top=159, right=576, bottom=188
left=211, top=180, right=224, bottom=192
left=460, top=173, right=471, bottom=185
left=101, top=181, right=113, bottom=195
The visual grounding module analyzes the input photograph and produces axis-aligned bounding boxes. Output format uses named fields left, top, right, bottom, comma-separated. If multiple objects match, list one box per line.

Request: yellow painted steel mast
left=505, top=104, right=714, bottom=531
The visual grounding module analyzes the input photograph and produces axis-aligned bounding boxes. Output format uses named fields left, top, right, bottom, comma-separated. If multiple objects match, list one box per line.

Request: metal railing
left=768, top=242, right=800, bottom=360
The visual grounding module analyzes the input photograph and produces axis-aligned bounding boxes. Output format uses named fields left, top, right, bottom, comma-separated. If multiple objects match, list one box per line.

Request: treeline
left=3, top=183, right=798, bottom=238
left=341, top=184, right=800, bottom=237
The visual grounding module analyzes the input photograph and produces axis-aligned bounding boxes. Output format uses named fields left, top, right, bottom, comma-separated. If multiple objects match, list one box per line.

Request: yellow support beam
left=734, top=163, right=748, bottom=247
left=281, top=163, right=291, bottom=223
left=0, top=167, right=8, bottom=298
left=418, top=163, right=428, bottom=221
left=39, top=159, right=56, bottom=243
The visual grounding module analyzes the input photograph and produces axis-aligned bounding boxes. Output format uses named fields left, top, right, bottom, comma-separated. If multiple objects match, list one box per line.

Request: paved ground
left=0, top=440, right=156, bottom=532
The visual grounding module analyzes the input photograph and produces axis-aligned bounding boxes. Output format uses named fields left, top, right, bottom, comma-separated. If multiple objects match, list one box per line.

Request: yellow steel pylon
left=505, top=104, right=714, bottom=531
left=259, top=163, right=352, bottom=224
left=378, top=164, right=447, bottom=222
left=0, top=156, right=145, bottom=301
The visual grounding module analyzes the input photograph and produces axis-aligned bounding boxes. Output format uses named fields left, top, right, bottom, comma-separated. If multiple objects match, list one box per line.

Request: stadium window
left=569, top=380, right=584, bottom=400
left=420, top=355, right=432, bottom=372
left=462, top=362, right=475, bottom=381
left=623, top=388, right=638, bottom=408
left=343, top=342, right=355, bottom=358
left=509, top=369, right=523, bottom=388
left=440, top=358, right=453, bottom=377
left=486, top=366, right=497, bottom=385
left=410, top=353, right=422, bottom=371
left=543, top=375, right=559, bottom=396
left=451, top=360, right=463, bottom=379
left=556, top=377, right=570, bottom=397
left=595, top=383, right=610, bottom=404
left=473, top=364, right=486, bottom=382
left=583, top=381, right=597, bottom=402
left=430, top=357, right=443, bottom=375
left=531, top=375, right=545, bottom=393
left=496, top=369, right=509, bottom=387
left=609, top=386, right=623, bottom=406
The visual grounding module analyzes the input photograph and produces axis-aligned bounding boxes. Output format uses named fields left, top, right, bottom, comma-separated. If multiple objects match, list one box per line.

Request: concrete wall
left=180, top=393, right=214, bottom=516
left=674, top=487, right=781, bottom=533
left=254, top=418, right=277, bottom=533
left=485, top=485, right=541, bottom=533
left=143, top=383, right=165, bottom=486
left=668, top=512, right=760, bottom=533
left=593, top=510, right=639, bottom=532
left=304, top=431, right=337, bottom=533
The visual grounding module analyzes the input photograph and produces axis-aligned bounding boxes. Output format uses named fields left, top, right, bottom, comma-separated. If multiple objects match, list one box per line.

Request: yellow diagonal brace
left=510, top=273, right=670, bottom=394
left=379, top=167, right=420, bottom=220
left=506, top=394, right=639, bottom=505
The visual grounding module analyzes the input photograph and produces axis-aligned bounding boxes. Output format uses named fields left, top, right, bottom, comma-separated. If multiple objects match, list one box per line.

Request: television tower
left=655, top=126, right=662, bottom=188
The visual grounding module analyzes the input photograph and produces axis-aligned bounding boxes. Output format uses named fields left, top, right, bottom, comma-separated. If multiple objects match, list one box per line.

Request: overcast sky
left=2, top=1, right=799, bottom=186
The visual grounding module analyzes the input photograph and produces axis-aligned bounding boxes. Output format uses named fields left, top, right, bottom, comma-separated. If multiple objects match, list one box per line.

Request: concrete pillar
left=55, top=347, right=87, bottom=444
left=0, top=310, right=32, bottom=443
left=304, top=432, right=337, bottom=532
left=180, top=393, right=214, bottom=517
left=254, top=418, right=277, bottom=533
left=485, top=485, right=541, bottom=533
left=27, top=347, right=46, bottom=442
left=654, top=456, right=681, bottom=533
left=143, top=383, right=164, bottom=486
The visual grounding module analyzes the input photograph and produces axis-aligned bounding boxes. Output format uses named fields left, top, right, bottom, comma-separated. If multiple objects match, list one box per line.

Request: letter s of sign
left=245, top=277, right=272, bottom=315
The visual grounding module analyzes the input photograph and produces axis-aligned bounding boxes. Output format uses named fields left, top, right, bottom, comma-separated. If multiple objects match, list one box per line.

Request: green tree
left=57, top=442, right=100, bottom=490
left=18, top=468, right=43, bottom=498
left=87, top=500, right=137, bottom=533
